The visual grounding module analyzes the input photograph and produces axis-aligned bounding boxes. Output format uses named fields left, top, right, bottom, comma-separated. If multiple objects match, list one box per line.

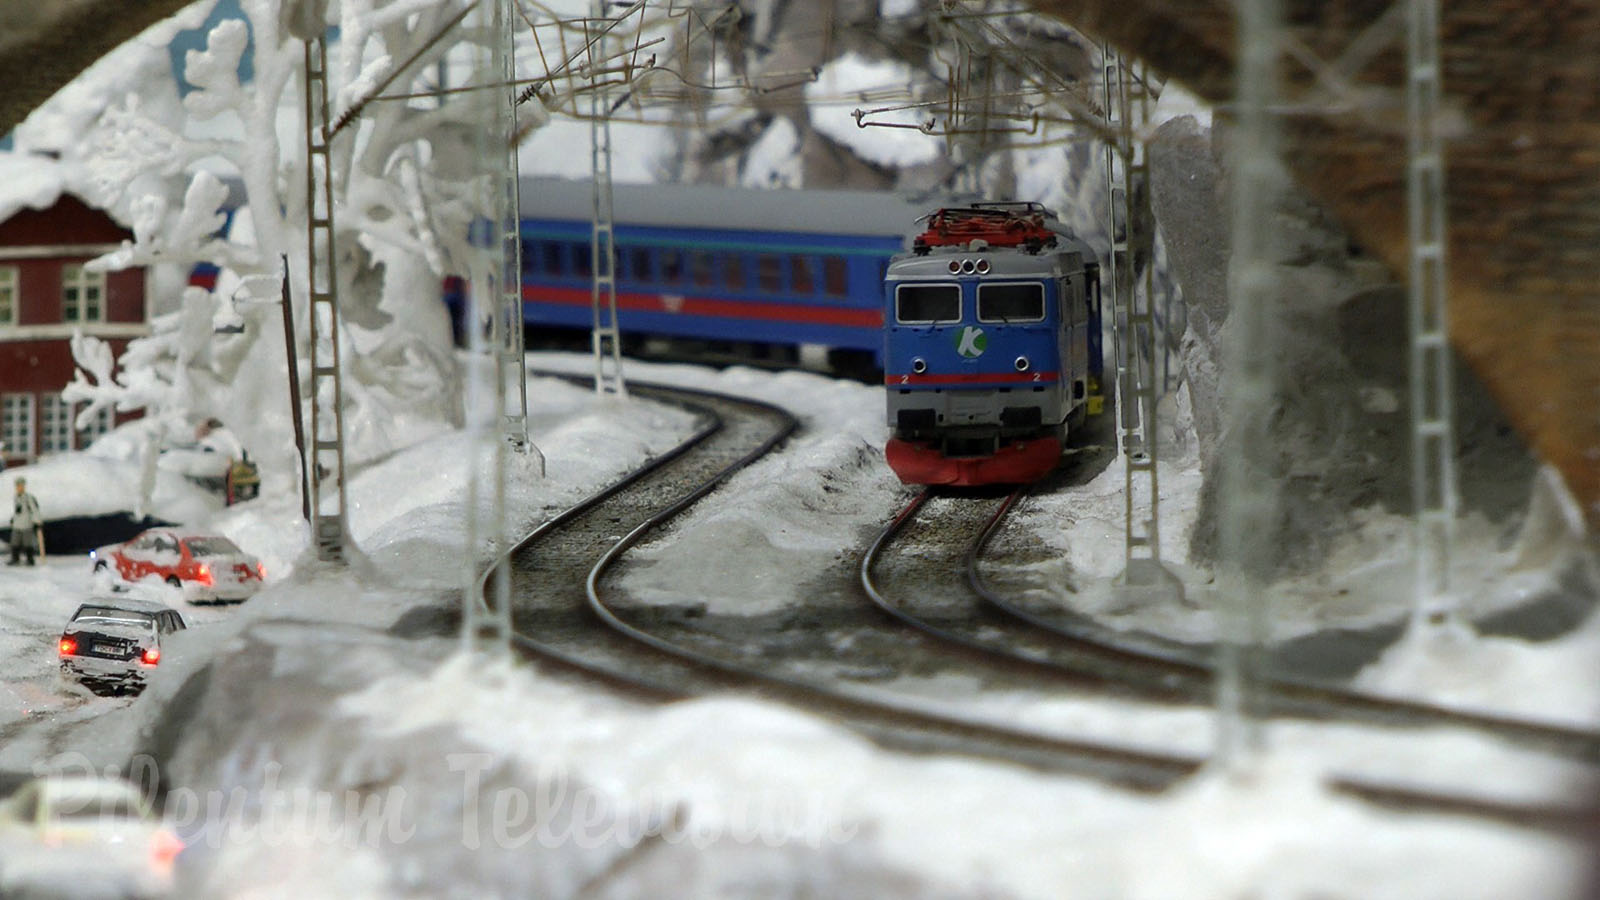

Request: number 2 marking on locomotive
left=900, top=375, right=910, bottom=384
left=1032, top=372, right=1041, bottom=382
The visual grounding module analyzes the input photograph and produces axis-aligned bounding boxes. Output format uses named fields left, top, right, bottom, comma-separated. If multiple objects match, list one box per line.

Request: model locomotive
left=882, top=203, right=1104, bottom=485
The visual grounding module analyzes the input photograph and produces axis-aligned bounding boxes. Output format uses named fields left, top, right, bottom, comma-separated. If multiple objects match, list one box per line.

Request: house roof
left=0, top=152, right=75, bottom=225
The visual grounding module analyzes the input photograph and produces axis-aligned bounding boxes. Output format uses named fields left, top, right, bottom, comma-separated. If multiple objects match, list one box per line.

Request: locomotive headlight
left=976, top=259, right=991, bottom=274
left=1014, top=356, right=1030, bottom=372
left=947, top=260, right=961, bottom=274
left=912, top=357, right=927, bottom=374
left=960, top=259, right=977, bottom=275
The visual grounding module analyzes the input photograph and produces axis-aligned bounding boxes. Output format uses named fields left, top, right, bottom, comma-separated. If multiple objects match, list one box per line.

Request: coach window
left=756, top=254, right=783, bottom=293
left=629, top=247, right=653, bottom=283
left=723, top=255, right=745, bottom=290
left=790, top=256, right=815, bottom=294
left=540, top=242, right=565, bottom=275
left=571, top=242, right=593, bottom=278
left=661, top=249, right=685, bottom=284
left=689, top=250, right=715, bottom=287
left=895, top=283, right=961, bottom=324
left=977, top=282, right=1045, bottom=323
left=822, top=258, right=848, bottom=297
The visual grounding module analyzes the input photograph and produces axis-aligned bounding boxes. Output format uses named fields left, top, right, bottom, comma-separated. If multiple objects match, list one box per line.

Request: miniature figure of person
left=195, top=417, right=244, bottom=459
left=8, top=478, right=41, bottom=566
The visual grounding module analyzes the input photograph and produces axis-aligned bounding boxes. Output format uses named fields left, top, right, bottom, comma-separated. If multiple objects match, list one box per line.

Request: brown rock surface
left=0, top=1, right=193, bottom=136
left=1038, top=0, right=1600, bottom=527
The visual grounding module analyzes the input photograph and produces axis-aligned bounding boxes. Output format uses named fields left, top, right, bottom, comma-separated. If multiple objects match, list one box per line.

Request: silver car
left=58, top=598, right=186, bottom=696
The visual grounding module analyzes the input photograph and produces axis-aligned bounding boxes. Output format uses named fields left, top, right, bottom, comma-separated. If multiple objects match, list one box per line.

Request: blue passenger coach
left=503, top=178, right=929, bottom=371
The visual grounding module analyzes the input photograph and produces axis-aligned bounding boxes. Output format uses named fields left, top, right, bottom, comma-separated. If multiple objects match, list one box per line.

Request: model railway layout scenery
left=0, top=1, right=1596, bottom=898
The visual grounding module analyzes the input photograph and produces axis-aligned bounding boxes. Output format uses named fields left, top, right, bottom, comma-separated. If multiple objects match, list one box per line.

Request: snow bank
left=6, top=353, right=1595, bottom=898
left=2, top=454, right=220, bottom=525
left=137, top=616, right=1590, bottom=899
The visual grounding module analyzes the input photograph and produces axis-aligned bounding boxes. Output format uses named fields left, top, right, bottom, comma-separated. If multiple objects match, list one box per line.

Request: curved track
left=499, top=378, right=1200, bottom=790
left=860, top=485, right=1600, bottom=767
left=478, top=375, right=1592, bottom=829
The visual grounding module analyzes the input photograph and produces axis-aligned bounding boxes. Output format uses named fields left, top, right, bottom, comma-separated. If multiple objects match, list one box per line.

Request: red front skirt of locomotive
left=884, top=435, right=1062, bottom=486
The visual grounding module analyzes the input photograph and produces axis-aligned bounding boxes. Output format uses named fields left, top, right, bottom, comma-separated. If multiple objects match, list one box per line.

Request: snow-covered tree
left=66, top=0, right=502, bottom=498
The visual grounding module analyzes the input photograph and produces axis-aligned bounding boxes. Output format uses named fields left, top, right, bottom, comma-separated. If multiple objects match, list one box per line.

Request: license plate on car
left=93, top=643, right=119, bottom=655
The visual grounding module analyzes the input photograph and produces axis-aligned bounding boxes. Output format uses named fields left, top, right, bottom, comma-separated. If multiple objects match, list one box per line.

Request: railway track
left=861, top=484, right=1600, bottom=768
left=486, top=376, right=1593, bottom=830
left=500, top=378, right=1198, bottom=789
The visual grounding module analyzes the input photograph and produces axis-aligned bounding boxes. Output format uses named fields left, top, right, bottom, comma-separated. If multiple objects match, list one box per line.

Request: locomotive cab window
left=895, top=283, right=961, bottom=324
left=977, top=282, right=1045, bottom=323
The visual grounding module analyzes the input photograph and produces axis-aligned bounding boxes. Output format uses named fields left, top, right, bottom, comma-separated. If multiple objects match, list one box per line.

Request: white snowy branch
left=183, top=18, right=252, bottom=121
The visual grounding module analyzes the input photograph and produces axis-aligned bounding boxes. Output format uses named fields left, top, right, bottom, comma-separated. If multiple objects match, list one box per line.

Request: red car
left=91, top=529, right=266, bottom=604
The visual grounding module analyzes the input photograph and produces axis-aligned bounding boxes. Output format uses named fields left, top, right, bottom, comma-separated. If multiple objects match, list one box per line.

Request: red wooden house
left=0, top=192, right=147, bottom=467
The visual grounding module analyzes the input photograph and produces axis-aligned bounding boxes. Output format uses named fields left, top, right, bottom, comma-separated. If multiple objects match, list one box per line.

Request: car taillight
left=150, top=829, right=184, bottom=872
left=256, top=562, right=266, bottom=580
left=58, top=636, right=77, bottom=656
left=142, top=647, right=160, bottom=665
left=195, top=563, right=213, bottom=585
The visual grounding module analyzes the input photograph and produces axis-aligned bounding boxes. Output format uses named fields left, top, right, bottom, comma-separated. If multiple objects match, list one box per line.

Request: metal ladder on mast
left=1405, top=0, right=1458, bottom=617
left=588, top=3, right=626, bottom=398
left=493, top=3, right=539, bottom=467
left=1102, top=46, right=1173, bottom=591
left=302, top=32, right=351, bottom=564
left=464, top=0, right=530, bottom=659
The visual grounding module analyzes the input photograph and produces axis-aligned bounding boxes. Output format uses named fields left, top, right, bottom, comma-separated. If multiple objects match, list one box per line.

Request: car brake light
left=195, top=563, right=213, bottom=585
left=59, top=636, right=77, bottom=656
left=142, top=647, right=160, bottom=665
left=256, top=562, right=266, bottom=580
left=150, top=829, right=184, bottom=872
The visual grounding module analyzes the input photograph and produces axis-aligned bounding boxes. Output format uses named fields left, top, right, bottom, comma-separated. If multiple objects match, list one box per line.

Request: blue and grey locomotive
left=882, top=203, right=1103, bottom=485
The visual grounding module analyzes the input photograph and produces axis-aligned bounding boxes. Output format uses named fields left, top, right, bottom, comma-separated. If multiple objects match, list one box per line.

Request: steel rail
left=480, top=375, right=1190, bottom=785
left=574, top=392, right=1198, bottom=789
left=959, top=490, right=1600, bottom=763
left=857, top=484, right=1597, bottom=828
left=857, top=487, right=1179, bottom=697
left=482, top=373, right=1594, bottom=824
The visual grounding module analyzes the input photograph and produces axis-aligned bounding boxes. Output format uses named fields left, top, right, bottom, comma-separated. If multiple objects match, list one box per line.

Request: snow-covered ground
left=1, top=2, right=1596, bottom=895
left=2, top=353, right=1597, bottom=898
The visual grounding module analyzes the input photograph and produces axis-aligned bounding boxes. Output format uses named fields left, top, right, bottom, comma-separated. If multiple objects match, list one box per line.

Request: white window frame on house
left=40, top=395, right=74, bottom=455
left=1, top=393, right=35, bottom=462
left=74, top=403, right=115, bottom=450
left=0, top=265, right=17, bottom=326
left=62, top=263, right=106, bottom=323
